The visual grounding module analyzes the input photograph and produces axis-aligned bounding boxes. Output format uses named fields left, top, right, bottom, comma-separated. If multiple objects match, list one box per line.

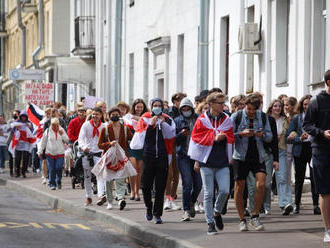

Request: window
left=177, top=34, right=184, bottom=92
left=129, top=53, right=134, bottom=104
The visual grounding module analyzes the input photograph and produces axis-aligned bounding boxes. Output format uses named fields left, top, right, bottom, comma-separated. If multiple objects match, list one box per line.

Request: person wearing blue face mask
left=174, top=97, right=202, bottom=221
left=130, top=97, right=176, bottom=224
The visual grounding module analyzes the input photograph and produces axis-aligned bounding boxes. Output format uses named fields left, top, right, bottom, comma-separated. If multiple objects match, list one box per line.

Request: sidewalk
left=0, top=172, right=327, bottom=248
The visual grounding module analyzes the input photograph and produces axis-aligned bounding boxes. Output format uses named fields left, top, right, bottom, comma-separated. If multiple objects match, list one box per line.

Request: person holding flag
left=188, top=92, right=234, bottom=235
left=130, top=98, right=176, bottom=224
left=9, top=111, right=35, bottom=178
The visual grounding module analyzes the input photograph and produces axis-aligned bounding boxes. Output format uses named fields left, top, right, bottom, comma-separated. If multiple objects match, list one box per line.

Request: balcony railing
left=73, top=16, right=95, bottom=55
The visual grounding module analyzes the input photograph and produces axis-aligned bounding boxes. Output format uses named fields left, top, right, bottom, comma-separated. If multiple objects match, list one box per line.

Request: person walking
left=303, top=70, right=330, bottom=243
left=124, top=99, right=148, bottom=201
left=98, top=107, right=133, bottom=210
left=286, top=95, right=320, bottom=215
left=267, top=99, right=293, bottom=215
left=78, top=107, right=106, bottom=206
left=0, top=115, right=8, bottom=174
left=38, top=118, right=69, bottom=190
left=188, top=92, right=234, bottom=235
left=130, top=98, right=176, bottom=224
left=175, top=97, right=202, bottom=221
left=231, top=94, right=272, bottom=231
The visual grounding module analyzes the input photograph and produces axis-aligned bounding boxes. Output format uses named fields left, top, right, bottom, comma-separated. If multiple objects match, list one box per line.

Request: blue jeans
left=177, top=155, right=202, bottom=211
left=275, top=149, right=292, bottom=207
left=246, top=172, right=256, bottom=213
left=0, top=146, right=6, bottom=169
left=200, top=166, right=230, bottom=224
left=46, top=156, right=64, bottom=187
left=264, top=152, right=274, bottom=211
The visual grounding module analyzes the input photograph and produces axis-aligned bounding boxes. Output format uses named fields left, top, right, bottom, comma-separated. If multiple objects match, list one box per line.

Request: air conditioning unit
left=238, top=23, right=262, bottom=54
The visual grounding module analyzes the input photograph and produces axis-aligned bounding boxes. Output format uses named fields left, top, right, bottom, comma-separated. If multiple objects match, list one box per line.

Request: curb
left=0, top=177, right=202, bottom=248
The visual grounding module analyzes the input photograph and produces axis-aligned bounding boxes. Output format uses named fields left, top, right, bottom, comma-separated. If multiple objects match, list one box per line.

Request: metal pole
left=114, top=0, right=123, bottom=103
left=198, top=0, right=210, bottom=91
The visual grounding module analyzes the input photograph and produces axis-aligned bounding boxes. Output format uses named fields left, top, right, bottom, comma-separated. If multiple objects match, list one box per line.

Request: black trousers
left=141, top=156, right=168, bottom=217
left=15, top=150, right=30, bottom=176
left=9, top=152, right=14, bottom=174
left=294, top=143, right=319, bottom=206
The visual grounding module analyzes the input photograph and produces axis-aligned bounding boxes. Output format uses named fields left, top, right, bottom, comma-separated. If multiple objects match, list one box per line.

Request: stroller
left=70, top=141, right=98, bottom=195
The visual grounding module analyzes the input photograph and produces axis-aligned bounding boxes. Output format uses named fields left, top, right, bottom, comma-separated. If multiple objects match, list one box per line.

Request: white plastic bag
left=92, top=143, right=137, bottom=182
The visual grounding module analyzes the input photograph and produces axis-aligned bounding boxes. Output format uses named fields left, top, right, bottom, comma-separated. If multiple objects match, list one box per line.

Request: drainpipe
left=198, top=0, right=210, bottom=91
left=32, top=0, right=43, bottom=69
left=0, top=0, right=5, bottom=114
left=114, top=0, right=123, bottom=104
left=17, top=0, right=26, bottom=67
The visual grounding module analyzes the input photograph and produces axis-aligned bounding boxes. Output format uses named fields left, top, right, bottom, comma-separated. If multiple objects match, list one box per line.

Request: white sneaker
left=42, top=178, right=47, bottom=185
left=239, top=220, right=249, bottom=232
left=106, top=203, right=113, bottom=210
left=36, top=169, right=40, bottom=174
left=195, top=203, right=200, bottom=213
left=324, top=231, right=330, bottom=243
left=164, top=199, right=171, bottom=210
left=170, top=201, right=181, bottom=211
left=198, top=203, right=205, bottom=213
left=265, top=209, right=271, bottom=215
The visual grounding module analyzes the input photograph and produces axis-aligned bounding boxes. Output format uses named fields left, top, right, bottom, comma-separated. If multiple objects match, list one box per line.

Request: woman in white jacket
left=38, top=118, right=69, bottom=190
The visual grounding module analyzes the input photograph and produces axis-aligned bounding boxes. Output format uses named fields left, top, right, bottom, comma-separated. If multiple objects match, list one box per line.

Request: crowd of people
left=1, top=70, right=330, bottom=242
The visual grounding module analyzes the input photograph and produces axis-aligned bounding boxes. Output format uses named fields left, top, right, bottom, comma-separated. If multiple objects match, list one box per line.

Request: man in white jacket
left=78, top=107, right=106, bottom=206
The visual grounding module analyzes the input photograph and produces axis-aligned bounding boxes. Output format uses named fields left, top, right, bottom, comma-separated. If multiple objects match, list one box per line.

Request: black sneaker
left=314, top=206, right=321, bottom=215
left=282, top=204, right=293, bottom=216
left=119, top=199, right=126, bottom=210
left=189, top=203, right=196, bottom=218
left=145, top=209, right=153, bottom=221
left=214, top=213, right=224, bottom=230
left=207, top=223, right=217, bottom=235
left=293, top=204, right=300, bottom=214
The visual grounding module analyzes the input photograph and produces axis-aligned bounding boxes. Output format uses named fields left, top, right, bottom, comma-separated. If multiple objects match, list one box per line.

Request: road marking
left=29, top=222, right=43, bottom=229
left=43, top=223, right=91, bottom=230
left=0, top=222, right=90, bottom=230
left=2, top=222, right=30, bottom=229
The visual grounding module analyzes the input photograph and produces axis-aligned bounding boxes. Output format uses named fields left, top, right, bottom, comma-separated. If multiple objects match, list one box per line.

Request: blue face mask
left=182, top=110, right=192, bottom=118
left=152, top=107, right=162, bottom=116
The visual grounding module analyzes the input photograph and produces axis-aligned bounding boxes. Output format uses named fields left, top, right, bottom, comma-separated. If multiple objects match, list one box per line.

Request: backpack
left=234, top=110, right=267, bottom=130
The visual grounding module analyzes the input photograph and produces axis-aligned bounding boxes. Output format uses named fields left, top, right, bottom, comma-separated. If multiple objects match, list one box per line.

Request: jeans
left=264, top=152, right=274, bottom=211
left=177, top=155, right=202, bottom=211
left=0, top=146, right=6, bottom=168
left=165, top=153, right=179, bottom=198
left=106, top=178, right=126, bottom=203
left=200, top=166, right=230, bottom=224
left=141, top=156, right=168, bottom=217
left=246, top=172, right=256, bottom=213
left=275, top=149, right=292, bottom=207
left=46, top=156, right=64, bottom=187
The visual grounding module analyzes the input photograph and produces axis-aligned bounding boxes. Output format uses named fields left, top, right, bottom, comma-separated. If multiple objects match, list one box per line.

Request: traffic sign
left=9, top=69, right=45, bottom=81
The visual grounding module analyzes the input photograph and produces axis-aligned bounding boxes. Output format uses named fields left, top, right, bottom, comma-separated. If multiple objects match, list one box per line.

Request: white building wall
left=111, top=0, right=329, bottom=107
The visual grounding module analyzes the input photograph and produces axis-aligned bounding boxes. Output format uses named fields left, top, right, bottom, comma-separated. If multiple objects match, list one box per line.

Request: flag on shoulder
left=188, top=112, right=234, bottom=163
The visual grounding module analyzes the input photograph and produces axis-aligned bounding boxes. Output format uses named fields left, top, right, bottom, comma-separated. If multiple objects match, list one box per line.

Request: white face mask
left=182, top=110, right=192, bottom=118
left=152, top=107, right=162, bottom=116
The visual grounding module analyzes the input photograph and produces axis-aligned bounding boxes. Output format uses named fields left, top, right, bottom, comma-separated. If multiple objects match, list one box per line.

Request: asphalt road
left=0, top=186, right=141, bottom=248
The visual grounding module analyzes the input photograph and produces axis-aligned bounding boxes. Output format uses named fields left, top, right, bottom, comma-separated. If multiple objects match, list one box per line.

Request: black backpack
left=234, top=110, right=267, bottom=130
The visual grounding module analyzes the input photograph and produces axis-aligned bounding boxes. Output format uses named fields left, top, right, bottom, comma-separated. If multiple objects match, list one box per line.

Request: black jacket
left=168, top=106, right=180, bottom=119
left=174, top=113, right=198, bottom=156
left=143, top=117, right=172, bottom=159
left=303, top=90, right=330, bottom=154
left=264, top=115, right=279, bottom=162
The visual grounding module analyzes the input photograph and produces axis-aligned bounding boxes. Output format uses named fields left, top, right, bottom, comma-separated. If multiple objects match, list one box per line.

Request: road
left=0, top=186, right=141, bottom=248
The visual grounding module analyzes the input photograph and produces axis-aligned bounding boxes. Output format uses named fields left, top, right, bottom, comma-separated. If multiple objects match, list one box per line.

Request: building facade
left=120, top=0, right=329, bottom=108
